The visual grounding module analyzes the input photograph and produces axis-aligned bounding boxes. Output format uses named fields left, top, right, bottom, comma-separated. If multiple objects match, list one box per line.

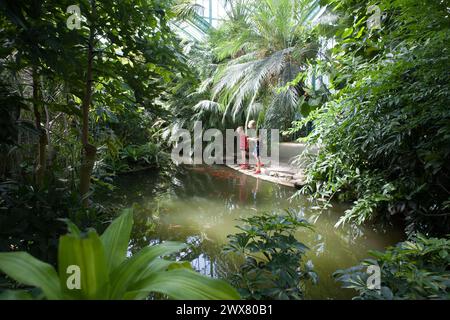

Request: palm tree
left=200, top=0, right=324, bottom=130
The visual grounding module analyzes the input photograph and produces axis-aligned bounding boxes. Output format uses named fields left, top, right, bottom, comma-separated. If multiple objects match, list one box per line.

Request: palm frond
left=228, top=48, right=294, bottom=118
left=212, top=60, right=256, bottom=99
left=173, top=0, right=204, bottom=20
left=264, top=87, right=299, bottom=130
left=194, top=100, right=222, bottom=116
left=196, top=0, right=323, bottom=130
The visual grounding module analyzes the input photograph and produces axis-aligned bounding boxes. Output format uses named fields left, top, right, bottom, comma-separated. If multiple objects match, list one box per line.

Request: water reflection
left=106, top=165, right=402, bottom=299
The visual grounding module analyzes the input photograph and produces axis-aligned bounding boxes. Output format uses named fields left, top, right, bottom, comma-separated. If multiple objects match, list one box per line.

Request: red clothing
left=240, top=135, right=249, bottom=151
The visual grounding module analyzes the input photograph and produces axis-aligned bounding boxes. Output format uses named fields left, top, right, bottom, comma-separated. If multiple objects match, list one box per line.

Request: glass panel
left=174, top=0, right=232, bottom=40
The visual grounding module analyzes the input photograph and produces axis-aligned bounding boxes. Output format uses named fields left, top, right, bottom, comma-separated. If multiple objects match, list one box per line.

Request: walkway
left=226, top=143, right=318, bottom=189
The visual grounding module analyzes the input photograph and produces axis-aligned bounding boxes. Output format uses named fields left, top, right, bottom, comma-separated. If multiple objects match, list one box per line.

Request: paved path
left=225, top=163, right=305, bottom=188
left=226, top=143, right=316, bottom=189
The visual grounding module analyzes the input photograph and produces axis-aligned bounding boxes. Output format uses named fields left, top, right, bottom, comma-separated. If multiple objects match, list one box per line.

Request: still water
left=106, top=165, right=402, bottom=299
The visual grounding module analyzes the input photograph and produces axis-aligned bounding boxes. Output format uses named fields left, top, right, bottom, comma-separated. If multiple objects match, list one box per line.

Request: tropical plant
left=165, top=39, right=221, bottom=133
left=294, top=0, right=450, bottom=235
left=224, top=210, right=317, bottom=300
left=0, top=209, right=240, bottom=300
left=119, top=143, right=165, bottom=168
left=202, top=0, right=325, bottom=131
left=334, top=234, right=450, bottom=300
left=0, top=0, right=188, bottom=206
left=0, top=181, right=75, bottom=265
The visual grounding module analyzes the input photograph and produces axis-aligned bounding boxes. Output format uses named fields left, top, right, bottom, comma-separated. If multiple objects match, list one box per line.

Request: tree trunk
left=80, top=2, right=97, bottom=207
left=32, top=68, right=47, bottom=188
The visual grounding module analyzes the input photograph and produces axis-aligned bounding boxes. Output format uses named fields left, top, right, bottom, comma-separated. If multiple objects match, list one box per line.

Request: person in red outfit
left=236, top=126, right=250, bottom=169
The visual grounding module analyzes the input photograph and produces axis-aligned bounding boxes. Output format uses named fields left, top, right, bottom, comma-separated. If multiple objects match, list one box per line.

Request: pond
left=104, top=165, right=403, bottom=300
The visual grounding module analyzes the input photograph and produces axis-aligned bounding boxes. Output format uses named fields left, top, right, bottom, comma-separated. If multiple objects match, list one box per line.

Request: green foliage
left=207, top=0, right=323, bottom=130
left=173, top=0, right=205, bottom=20
left=224, top=210, right=318, bottom=300
left=120, top=143, right=167, bottom=168
left=0, top=0, right=188, bottom=193
left=168, top=0, right=327, bottom=136
left=294, top=0, right=450, bottom=235
left=0, top=1, right=194, bottom=297
left=0, top=209, right=240, bottom=300
left=334, top=234, right=450, bottom=300
left=164, top=40, right=224, bottom=134
left=0, top=181, right=80, bottom=264
left=0, top=178, right=116, bottom=274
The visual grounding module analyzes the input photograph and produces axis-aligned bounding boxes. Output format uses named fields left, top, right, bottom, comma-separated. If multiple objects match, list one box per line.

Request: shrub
left=333, top=235, right=450, bottom=300
left=224, top=210, right=317, bottom=300
left=294, top=0, right=450, bottom=235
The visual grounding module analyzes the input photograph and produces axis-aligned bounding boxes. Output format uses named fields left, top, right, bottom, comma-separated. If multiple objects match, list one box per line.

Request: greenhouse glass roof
left=172, top=0, right=326, bottom=42
left=173, top=0, right=230, bottom=41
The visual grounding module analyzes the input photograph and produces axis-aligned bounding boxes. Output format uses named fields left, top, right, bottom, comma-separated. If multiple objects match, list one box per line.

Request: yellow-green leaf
left=0, top=252, right=61, bottom=300
left=58, top=230, right=109, bottom=300
left=100, top=209, right=134, bottom=273
left=130, top=269, right=240, bottom=300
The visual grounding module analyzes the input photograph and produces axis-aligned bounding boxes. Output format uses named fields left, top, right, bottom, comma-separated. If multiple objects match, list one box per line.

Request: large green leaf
left=58, top=230, right=109, bottom=300
left=109, top=242, right=186, bottom=299
left=129, top=269, right=240, bottom=300
left=121, top=259, right=193, bottom=300
left=0, top=252, right=61, bottom=300
left=100, top=209, right=134, bottom=273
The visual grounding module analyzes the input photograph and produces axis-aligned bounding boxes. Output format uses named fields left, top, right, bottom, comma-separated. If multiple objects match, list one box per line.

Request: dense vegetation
left=334, top=235, right=450, bottom=300
left=168, top=0, right=327, bottom=138
left=174, top=0, right=450, bottom=299
left=0, top=0, right=448, bottom=300
left=294, top=0, right=450, bottom=236
left=0, top=210, right=239, bottom=300
left=0, top=0, right=184, bottom=258
left=224, top=210, right=317, bottom=299
left=170, top=0, right=450, bottom=236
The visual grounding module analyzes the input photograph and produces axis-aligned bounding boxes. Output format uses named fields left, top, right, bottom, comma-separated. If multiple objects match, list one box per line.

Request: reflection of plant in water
left=181, top=236, right=222, bottom=278
left=297, top=202, right=372, bottom=259
left=224, top=210, right=318, bottom=300
left=109, top=165, right=400, bottom=299
left=128, top=203, right=162, bottom=254
left=127, top=201, right=232, bottom=279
